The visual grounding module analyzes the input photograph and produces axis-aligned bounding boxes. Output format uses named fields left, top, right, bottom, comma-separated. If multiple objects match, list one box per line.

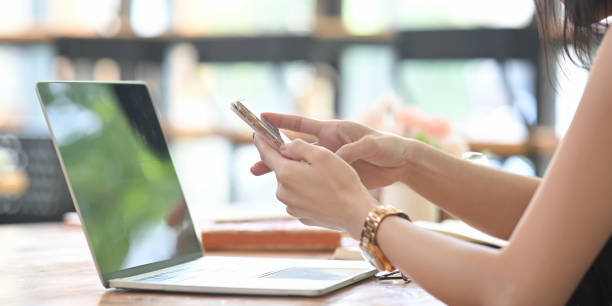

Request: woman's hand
left=336, top=133, right=421, bottom=188
left=253, top=134, right=377, bottom=239
left=251, top=113, right=418, bottom=189
left=250, top=113, right=374, bottom=173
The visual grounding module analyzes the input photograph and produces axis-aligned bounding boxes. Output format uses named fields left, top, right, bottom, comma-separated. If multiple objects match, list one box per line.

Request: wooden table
left=0, top=223, right=443, bottom=305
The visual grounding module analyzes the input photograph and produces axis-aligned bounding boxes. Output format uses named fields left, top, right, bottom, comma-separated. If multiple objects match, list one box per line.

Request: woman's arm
left=254, top=112, right=542, bottom=239
left=376, top=30, right=612, bottom=304
left=339, top=136, right=541, bottom=239
left=253, top=30, right=612, bottom=305
left=405, top=143, right=541, bottom=239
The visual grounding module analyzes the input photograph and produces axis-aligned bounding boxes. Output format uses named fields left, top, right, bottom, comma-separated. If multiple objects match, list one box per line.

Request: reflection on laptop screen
left=37, top=82, right=202, bottom=277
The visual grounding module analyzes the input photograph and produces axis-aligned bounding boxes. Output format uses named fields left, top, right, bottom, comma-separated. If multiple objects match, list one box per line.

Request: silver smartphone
left=230, top=100, right=290, bottom=148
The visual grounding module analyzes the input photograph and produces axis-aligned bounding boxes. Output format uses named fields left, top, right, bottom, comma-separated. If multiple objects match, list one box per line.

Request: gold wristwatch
left=359, top=205, right=410, bottom=272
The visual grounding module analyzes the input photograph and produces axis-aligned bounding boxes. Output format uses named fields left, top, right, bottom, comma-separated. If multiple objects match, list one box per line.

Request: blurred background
left=0, top=0, right=588, bottom=223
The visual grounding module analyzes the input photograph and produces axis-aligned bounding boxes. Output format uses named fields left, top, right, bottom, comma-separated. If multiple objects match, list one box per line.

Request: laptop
left=35, top=81, right=375, bottom=296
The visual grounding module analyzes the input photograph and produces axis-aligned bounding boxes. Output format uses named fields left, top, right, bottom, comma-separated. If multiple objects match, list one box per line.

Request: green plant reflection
left=38, top=83, right=201, bottom=275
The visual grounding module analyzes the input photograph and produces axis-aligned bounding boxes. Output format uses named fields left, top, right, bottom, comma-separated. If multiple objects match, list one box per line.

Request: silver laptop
left=35, top=81, right=375, bottom=296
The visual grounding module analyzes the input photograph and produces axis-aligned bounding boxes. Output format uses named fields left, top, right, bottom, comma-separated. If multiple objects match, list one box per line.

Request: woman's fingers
left=253, top=134, right=285, bottom=171
left=261, top=112, right=322, bottom=135
left=297, top=218, right=317, bottom=227
left=336, top=135, right=378, bottom=164
left=285, top=207, right=318, bottom=226
left=250, top=161, right=271, bottom=176
left=280, top=139, right=330, bottom=164
left=251, top=112, right=325, bottom=176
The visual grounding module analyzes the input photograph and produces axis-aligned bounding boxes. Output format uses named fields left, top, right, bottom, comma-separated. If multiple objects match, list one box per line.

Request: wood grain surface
left=0, top=223, right=444, bottom=305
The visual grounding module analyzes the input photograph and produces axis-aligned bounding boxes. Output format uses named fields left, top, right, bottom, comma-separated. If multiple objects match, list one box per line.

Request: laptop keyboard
left=135, top=260, right=245, bottom=283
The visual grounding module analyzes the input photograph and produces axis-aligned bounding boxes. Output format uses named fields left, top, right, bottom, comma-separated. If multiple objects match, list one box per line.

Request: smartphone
left=230, top=100, right=290, bottom=148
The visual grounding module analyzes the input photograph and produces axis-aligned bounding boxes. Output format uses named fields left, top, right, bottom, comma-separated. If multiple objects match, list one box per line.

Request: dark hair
left=535, top=0, right=611, bottom=69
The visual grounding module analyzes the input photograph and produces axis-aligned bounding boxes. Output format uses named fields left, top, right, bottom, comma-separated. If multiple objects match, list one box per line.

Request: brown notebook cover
left=201, top=219, right=342, bottom=251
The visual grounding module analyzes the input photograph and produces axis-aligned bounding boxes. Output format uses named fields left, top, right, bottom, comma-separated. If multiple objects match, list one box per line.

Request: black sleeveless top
left=567, top=235, right=612, bottom=305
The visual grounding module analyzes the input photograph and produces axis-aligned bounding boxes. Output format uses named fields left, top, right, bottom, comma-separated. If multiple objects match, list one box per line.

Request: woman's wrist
left=398, top=139, right=427, bottom=187
left=344, top=191, right=379, bottom=240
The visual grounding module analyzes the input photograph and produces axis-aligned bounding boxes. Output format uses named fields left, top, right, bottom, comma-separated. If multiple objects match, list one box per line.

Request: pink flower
left=394, top=106, right=425, bottom=129
left=422, top=117, right=452, bottom=139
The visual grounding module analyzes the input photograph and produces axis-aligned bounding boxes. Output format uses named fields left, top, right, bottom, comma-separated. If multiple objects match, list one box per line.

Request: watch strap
left=359, top=205, right=410, bottom=271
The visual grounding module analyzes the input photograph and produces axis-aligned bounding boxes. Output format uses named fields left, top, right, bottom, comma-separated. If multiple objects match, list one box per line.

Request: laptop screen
left=37, top=82, right=202, bottom=279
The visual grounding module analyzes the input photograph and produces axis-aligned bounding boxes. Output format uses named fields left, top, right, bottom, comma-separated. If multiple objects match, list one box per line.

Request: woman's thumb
left=280, top=139, right=326, bottom=163
left=336, top=136, right=376, bottom=164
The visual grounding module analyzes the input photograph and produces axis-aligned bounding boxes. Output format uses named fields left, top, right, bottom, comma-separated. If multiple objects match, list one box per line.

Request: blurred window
left=0, top=0, right=35, bottom=35
left=172, top=0, right=315, bottom=36
left=343, top=0, right=536, bottom=35
left=131, top=0, right=170, bottom=37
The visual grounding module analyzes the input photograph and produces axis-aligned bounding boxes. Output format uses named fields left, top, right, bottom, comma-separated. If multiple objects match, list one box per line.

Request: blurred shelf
left=167, top=125, right=559, bottom=158
left=469, top=142, right=534, bottom=157
left=165, top=126, right=311, bottom=145
left=1, top=28, right=538, bottom=62
left=395, top=28, right=539, bottom=60
left=2, top=26, right=553, bottom=172
left=469, top=127, right=558, bottom=157
left=0, top=32, right=52, bottom=43
left=54, top=37, right=167, bottom=62
left=165, top=125, right=253, bottom=144
left=0, top=32, right=394, bottom=44
left=52, top=34, right=392, bottom=62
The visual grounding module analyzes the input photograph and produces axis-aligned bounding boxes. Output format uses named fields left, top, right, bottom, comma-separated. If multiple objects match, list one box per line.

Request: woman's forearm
left=377, top=216, right=502, bottom=305
left=402, top=142, right=540, bottom=239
